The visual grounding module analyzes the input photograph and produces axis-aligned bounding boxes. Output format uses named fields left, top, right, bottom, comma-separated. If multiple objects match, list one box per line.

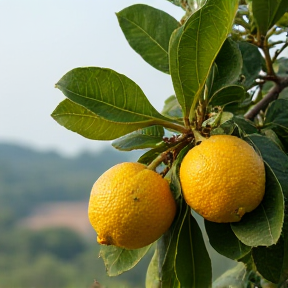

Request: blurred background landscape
left=1, top=0, right=267, bottom=287
left=0, top=142, right=236, bottom=288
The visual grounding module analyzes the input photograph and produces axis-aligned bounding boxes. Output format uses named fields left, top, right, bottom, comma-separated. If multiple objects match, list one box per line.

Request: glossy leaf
left=112, top=126, right=164, bottom=151
left=238, top=42, right=262, bottom=88
left=211, top=119, right=236, bottom=136
left=169, top=0, right=238, bottom=118
left=212, top=38, right=243, bottom=93
left=261, top=129, right=286, bottom=153
left=231, top=162, right=284, bottom=247
left=175, top=207, right=212, bottom=288
left=146, top=249, right=161, bottom=288
left=117, top=4, right=179, bottom=73
left=166, top=0, right=181, bottom=7
left=157, top=202, right=185, bottom=288
left=52, top=99, right=141, bottom=140
left=252, top=0, right=288, bottom=35
left=252, top=237, right=285, bottom=284
left=208, top=85, right=245, bottom=107
left=99, top=244, right=151, bottom=276
left=165, top=145, right=192, bottom=201
left=158, top=146, right=192, bottom=287
left=138, top=143, right=169, bottom=165
left=161, top=95, right=183, bottom=120
left=274, top=57, right=288, bottom=76
left=55, top=67, right=170, bottom=125
left=277, top=12, right=288, bottom=27
left=247, top=134, right=288, bottom=199
left=280, top=87, right=288, bottom=100
left=169, top=26, right=185, bottom=115
left=212, top=263, right=256, bottom=288
left=205, top=221, right=251, bottom=260
left=233, top=116, right=258, bottom=135
left=246, top=134, right=288, bottom=281
left=265, top=99, right=288, bottom=129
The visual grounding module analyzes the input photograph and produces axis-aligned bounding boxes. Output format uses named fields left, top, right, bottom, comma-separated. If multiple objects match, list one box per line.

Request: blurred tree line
left=0, top=143, right=148, bottom=288
left=0, top=143, right=234, bottom=287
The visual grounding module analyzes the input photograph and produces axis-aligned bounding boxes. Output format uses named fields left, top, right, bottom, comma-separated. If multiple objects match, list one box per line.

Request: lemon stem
left=192, top=129, right=207, bottom=144
left=146, top=136, right=192, bottom=172
left=146, top=152, right=167, bottom=171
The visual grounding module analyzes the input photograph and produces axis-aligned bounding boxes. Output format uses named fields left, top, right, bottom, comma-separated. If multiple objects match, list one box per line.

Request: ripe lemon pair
left=88, top=135, right=265, bottom=249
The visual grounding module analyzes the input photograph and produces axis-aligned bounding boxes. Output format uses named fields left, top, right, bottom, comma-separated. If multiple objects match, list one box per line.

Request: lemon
left=88, top=162, right=176, bottom=250
left=179, top=135, right=265, bottom=223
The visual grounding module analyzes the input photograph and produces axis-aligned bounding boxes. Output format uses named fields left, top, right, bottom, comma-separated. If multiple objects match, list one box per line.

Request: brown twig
left=245, top=76, right=288, bottom=120
left=272, top=42, right=288, bottom=63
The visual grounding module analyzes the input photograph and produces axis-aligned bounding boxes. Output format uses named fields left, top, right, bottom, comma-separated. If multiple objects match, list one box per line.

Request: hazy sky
left=0, top=0, right=183, bottom=155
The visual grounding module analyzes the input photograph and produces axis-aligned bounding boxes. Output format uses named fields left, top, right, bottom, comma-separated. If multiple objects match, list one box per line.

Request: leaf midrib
left=52, top=111, right=158, bottom=125
left=260, top=203, right=275, bottom=244
left=119, top=15, right=168, bottom=56
left=57, top=85, right=166, bottom=122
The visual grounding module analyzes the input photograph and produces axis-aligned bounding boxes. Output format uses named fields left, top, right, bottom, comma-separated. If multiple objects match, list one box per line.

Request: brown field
left=19, top=201, right=95, bottom=237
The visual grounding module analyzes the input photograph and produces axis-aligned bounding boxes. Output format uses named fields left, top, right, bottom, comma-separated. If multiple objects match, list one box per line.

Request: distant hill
left=0, top=142, right=139, bottom=217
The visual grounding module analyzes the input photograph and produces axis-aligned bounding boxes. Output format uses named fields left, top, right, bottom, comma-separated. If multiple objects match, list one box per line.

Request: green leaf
left=208, top=85, right=245, bottom=107
left=117, top=4, right=179, bottom=74
left=52, top=99, right=141, bottom=140
left=175, top=207, right=212, bottom=288
left=265, top=99, right=288, bottom=129
left=166, top=0, right=182, bottom=7
left=231, top=162, right=284, bottom=247
left=205, top=221, right=251, bottom=260
left=55, top=67, right=171, bottom=126
left=99, top=244, right=151, bottom=276
left=274, top=57, right=288, bottom=76
left=212, top=38, right=243, bottom=93
left=157, top=145, right=192, bottom=287
left=245, top=134, right=288, bottom=282
left=238, top=42, right=262, bottom=88
left=252, top=0, right=288, bottom=35
left=169, top=0, right=238, bottom=118
left=169, top=26, right=185, bottom=115
left=146, top=248, right=161, bottom=288
left=252, top=236, right=285, bottom=284
left=261, top=129, right=286, bottom=153
left=224, top=94, right=253, bottom=116
left=211, top=119, right=237, bottom=136
left=165, top=144, right=192, bottom=201
left=212, top=263, right=257, bottom=288
left=248, top=134, right=288, bottom=199
left=161, top=95, right=183, bottom=120
left=280, top=87, right=288, bottom=100
left=112, top=126, right=164, bottom=151
left=233, top=116, right=258, bottom=135
left=277, top=12, right=288, bottom=27
left=157, top=202, right=184, bottom=288
left=137, top=144, right=168, bottom=165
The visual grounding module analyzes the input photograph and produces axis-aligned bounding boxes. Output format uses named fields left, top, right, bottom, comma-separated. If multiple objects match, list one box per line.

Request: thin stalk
left=158, top=120, right=189, bottom=134
left=262, top=39, right=276, bottom=76
left=272, top=42, right=288, bottom=62
left=147, top=136, right=191, bottom=171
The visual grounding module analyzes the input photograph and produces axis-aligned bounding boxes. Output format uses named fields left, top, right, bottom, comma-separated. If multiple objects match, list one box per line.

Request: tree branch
left=245, top=76, right=288, bottom=120
left=272, top=42, right=288, bottom=63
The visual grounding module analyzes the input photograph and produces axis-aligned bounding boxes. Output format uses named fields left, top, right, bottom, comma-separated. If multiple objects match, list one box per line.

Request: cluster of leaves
left=52, top=0, right=288, bottom=287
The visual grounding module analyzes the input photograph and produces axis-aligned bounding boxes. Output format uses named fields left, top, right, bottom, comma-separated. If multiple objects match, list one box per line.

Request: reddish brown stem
left=245, top=76, right=288, bottom=120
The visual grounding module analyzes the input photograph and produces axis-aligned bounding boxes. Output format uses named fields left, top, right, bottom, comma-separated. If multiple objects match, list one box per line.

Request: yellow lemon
left=179, top=135, right=265, bottom=223
left=88, top=162, right=176, bottom=250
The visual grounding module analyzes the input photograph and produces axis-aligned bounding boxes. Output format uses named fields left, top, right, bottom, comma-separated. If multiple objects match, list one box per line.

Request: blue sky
left=0, top=0, right=183, bottom=155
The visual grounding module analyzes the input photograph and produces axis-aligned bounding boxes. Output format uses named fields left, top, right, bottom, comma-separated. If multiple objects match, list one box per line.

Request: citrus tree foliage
left=52, top=0, right=288, bottom=287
